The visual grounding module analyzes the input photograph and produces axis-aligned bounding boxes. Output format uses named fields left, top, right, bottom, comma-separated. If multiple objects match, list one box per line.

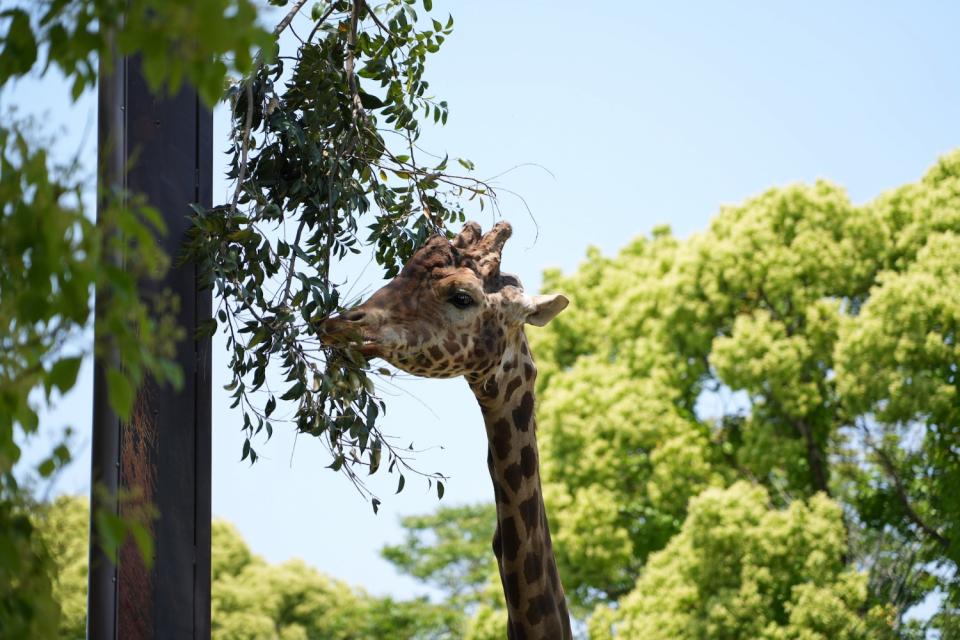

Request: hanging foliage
left=186, top=0, right=496, bottom=506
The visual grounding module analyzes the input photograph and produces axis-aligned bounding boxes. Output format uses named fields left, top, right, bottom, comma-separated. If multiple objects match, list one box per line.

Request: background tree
left=391, top=151, right=960, bottom=637
left=34, top=495, right=460, bottom=639
left=381, top=503, right=497, bottom=614
left=587, top=483, right=898, bottom=640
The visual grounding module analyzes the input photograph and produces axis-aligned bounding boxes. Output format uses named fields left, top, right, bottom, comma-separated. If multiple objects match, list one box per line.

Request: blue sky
left=7, top=0, right=960, bottom=603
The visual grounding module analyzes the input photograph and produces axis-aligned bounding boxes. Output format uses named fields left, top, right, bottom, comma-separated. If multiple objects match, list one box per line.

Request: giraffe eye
left=448, top=292, right=476, bottom=309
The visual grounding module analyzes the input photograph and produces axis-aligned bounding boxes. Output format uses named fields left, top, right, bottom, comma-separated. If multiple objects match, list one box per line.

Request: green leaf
left=49, top=356, right=82, bottom=393
left=196, top=317, right=218, bottom=338
left=359, top=91, right=385, bottom=109
left=280, top=381, right=305, bottom=400
left=106, top=368, right=135, bottom=417
left=369, top=441, right=382, bottom=475
left=0, top=9, right=38, bottom=83
left=129, top=522, right=155, bottom=569
left=37, top=458, right=56, bottom=478
left=94, top=509, right=127, bottom=564
left=53, top=444, right=71, bottom=464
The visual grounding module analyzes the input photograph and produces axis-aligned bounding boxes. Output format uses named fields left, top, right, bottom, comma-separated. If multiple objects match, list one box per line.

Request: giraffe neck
left=469, top=333, right=573, bottom=640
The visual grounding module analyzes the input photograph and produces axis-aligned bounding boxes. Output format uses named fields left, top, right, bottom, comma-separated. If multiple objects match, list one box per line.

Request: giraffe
left=322, top=221, right=573, bottom=639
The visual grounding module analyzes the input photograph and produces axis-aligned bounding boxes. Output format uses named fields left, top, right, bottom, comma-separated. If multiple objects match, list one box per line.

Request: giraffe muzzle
left=319, top=314, right=384, bottom=359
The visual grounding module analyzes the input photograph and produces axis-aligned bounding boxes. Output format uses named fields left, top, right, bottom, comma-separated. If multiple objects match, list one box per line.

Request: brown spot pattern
left=492, top=420, right=512, bottom=459
left=443, top=337, right=460, bottom=354
left=504, top=571, right=522, bottom=609
left=520, top=445, right=537, bottom=477
left=519, top=492, right=540, bottom=532
left=513, top=392, right=534, bottom=431
left=504, top=463, right=523, bottom=493
left=501, top=516, right=521, bottom=561
left=526, top=594, right=555, bottom=626
left=504, top=376, right=523, bottom=403
left=523, top=550, right=543, bottom=584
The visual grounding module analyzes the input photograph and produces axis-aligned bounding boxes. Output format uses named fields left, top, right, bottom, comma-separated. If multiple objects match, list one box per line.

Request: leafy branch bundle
left=187, top=0, right=495, bottom=508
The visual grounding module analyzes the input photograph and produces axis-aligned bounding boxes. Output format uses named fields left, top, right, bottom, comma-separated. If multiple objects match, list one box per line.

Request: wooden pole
left=89, top=45, right=213, bottom=639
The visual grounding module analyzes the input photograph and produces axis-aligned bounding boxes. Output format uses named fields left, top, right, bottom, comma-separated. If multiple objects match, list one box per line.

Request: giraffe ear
left=525, top=294, right=569, bottom=327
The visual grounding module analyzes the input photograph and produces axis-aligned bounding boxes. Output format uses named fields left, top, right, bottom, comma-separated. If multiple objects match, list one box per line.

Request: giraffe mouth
left=359, top=341, right=383, bottom=358
left=319, top=319, right=378, bottom=356
left=322, top=333, right=382, bottom=359
left=318, top=315, right=393, bottom=361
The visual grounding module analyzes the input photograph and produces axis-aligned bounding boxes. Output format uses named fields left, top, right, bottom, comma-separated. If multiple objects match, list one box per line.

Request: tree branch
left=361, top=0, right=396, bottom=37
left=273, top=0, right=311, bottom=37
left=859, top=422, right=950, bottom=549
left=307, top=4, right=339, bottom=43
left=281, top=218, right=308, bottom=302
left=230, top=0, right=315, bottom=218
left=344, top=0, right=366, bottom=122
left=788, top=415, right=831, bottom=496
left=229, top=80, right=254, bottom=216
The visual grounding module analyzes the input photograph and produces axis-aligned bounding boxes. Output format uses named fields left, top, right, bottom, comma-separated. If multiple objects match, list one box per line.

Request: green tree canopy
left=35, top=495, right=460, bottom=639
left=588, top=483, right=896, bottom=640
left=381, top=503, right=497, bottom=613
left=393, top=151, right=960, bottom=638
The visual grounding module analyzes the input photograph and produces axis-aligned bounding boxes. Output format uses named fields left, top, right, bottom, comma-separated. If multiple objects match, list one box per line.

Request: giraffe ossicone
left=323, top=220, right=573, bottom=639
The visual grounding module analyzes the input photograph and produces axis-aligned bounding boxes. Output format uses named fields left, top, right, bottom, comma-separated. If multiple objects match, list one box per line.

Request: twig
left=404, top=127, right=440, bottom=232
left=307, top=4, right=339, bottom=43
left=229, top=81, right=254, bottom=216
left=859, top=421, right=950, bottom=549
left=288, top=20, right=306, bottom=45
left=483, top=162, right=557, bottom=183
left=229, top=0, right=321, bottom=220
left=282, top=218, right=308, bottom=301
left=273, top=0, right=311, bottom=37
left=344, top=0, right=366, bottom=123
left=360, top=0, right=396, bottom=37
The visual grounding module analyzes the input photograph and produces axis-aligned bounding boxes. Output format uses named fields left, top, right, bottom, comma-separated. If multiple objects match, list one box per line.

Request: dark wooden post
left=89, top=44, right=213, bottom=639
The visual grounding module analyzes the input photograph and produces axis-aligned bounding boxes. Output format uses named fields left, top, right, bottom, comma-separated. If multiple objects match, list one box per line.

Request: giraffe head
left=323, top=221, right=568, bottom=379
